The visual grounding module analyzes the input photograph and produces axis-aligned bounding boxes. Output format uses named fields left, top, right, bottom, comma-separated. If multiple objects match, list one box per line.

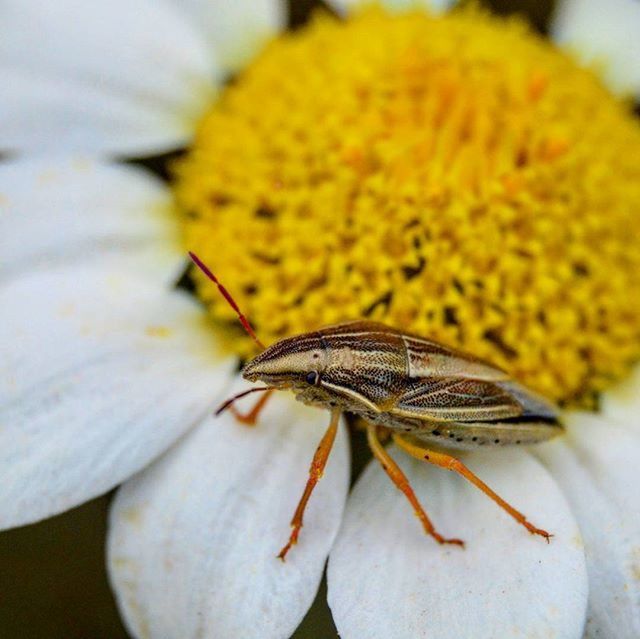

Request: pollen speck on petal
left=0, top=263, right=235, bottom=528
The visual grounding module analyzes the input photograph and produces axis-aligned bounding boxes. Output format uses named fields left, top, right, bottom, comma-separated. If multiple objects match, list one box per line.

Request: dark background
left=1, top=1, right=555, bottom=637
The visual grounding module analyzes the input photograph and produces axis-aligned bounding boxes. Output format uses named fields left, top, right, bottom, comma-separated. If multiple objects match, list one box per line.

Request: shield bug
left=189, top=252, right=562, bottom=560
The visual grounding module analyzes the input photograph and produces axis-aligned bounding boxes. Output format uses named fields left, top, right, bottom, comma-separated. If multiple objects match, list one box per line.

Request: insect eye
left=306, top=371, right=319, bottom=385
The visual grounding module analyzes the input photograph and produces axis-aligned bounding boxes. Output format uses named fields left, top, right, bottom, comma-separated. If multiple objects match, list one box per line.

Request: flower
left=1, top=1, right=640, bottom=638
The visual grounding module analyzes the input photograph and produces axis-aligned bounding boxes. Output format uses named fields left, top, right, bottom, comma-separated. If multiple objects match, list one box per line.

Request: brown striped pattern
left=242, top=320, right=560, bottom=446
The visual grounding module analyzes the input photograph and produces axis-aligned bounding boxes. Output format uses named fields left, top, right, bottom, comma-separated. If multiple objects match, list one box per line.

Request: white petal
left=535, top=412, right=640, bottom=639
left=108, top=392, right=349, bottom=639
left=0, top=0, right=220, bottom=156
left=0, top=263, right=235, bottom=528
left=551, top=0, right=640, bottom=97
left=174, top=0, right=285, bottom=72
left=0, top=158, right=182, bottom=284
left=328, top=446, right=587, bottom=639
left=330, top=0, right=456, bottom=16
left=600, top=364, right=640, bottom=432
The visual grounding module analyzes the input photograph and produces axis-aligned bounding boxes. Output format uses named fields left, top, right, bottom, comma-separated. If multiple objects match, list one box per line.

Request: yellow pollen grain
left=145, top=326, right=172, bottom=338
left=174, top=6, right=640, bottom=405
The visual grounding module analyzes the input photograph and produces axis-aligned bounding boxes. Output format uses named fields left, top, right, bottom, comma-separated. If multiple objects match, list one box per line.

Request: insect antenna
left=214, top=386, right=274, bottom=417
left=188, top=251, right=265, bottom=350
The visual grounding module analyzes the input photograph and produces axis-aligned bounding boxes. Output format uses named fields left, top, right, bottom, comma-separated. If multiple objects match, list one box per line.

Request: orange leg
left=367, top=425, right=464, bottom=547
left=230, top=389, right=274, bottom=425
left=392, top=434, right=552, bottom=541
left=278, top=409, right=341, bottom=561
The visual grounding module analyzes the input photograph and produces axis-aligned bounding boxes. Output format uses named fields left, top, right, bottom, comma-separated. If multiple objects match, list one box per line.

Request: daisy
left=2, top=1, right=640, bottom=638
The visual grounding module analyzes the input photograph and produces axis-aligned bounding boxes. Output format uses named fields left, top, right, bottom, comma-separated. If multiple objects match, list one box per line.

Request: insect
left=189, top=252, right=563, bottom=560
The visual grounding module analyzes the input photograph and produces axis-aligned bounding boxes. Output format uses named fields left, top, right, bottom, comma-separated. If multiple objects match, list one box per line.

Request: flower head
left=2, top=1, right=640, bottom=638
left=177, top=7, right=640, bottom=405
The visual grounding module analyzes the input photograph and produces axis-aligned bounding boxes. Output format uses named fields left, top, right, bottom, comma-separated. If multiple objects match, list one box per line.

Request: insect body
left=189, top=252, right=562, bottom=560
left=243, top=321, right=561, bottom=450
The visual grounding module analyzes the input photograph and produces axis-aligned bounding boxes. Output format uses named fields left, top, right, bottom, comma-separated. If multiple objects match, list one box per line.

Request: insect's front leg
left=392, top=433, right=552, bottom=541
left=215, top=387, right=274, bottom=426
left=230, top=389, right=274, bottom=426
left=277, top=408, right=341, bottom=561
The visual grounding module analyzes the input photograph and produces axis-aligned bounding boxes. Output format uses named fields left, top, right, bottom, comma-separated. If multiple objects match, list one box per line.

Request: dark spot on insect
left=424, top=455, right=430, bottom=460
left=404, top=218, right=420, bottom=231
left=404, top=427, right=412, bottom=432
left=363, top=291, right=393, bottom=317
left=452, top=278, right=464, bottom=294
left=494, top=439, right=500, bottom=444
left=471, top=436, right=478, bottom=442
left=516, top=440, right=521, bottom=444
left=313, top=353, right=319, bottom=359
left=243, top=284, right=257, bottom=295
left=432, top=430, right=441, bottom=436
left=255, top=204, right=276, bottom=219
left=456, top=438, right=463, bottom=442
left=443, top=306, right=458, bottom=326
left=402, top=256, right=426, bottom=280
left=210, top=192, right=232, bottom=207
left=306, top=372, right=318, bottom=385
left=483, top=329, right=517, bottom=359
left=328, top=401, right=336, bottom=407
left=449, top=433, right=455, bottom=439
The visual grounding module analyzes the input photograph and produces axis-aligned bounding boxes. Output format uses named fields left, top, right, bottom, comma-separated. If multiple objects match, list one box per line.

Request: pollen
left=174, top=6, right=640, bottom=405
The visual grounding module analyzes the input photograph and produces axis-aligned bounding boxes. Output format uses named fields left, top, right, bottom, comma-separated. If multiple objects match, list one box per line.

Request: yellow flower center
left=174, top=6, right=640, bottom=405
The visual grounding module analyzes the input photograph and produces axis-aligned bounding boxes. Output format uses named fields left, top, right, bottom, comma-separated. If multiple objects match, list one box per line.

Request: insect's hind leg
left=277, top=408, right=341, bottom=561
left=392, top=433, right=552, bottom=541
left=367, top=425, right=464, bottom=547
